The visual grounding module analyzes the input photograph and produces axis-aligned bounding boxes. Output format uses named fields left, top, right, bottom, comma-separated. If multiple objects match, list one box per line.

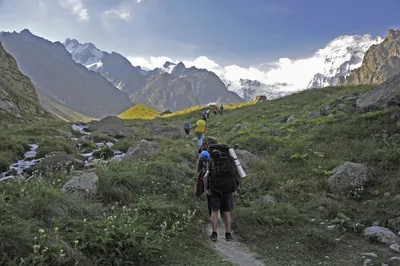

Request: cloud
left=128, top=56, right=172, bottom=69
left=103, top=8, right=132, bottom=21
left=102, top=0, right=144, bottom=30
left=126, top=54, right=322, bottom=91
left=59, top=0, right=89, bottom=21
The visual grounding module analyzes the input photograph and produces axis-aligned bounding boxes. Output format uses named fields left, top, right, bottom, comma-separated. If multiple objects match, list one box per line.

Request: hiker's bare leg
left=224, top=212, right=231, bottom=233
left=211, top=211, right=218, bottom=232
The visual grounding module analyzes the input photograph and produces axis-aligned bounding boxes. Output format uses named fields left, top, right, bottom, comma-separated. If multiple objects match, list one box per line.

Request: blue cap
left=199, top=150, right=210, bottom=161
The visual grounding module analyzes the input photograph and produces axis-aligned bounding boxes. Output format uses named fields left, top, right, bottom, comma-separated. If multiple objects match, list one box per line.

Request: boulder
left=231, top=124, right=248, bottom=134
left=122, top=140, right=159, bottom=162
left=389, top=257, right=400, bottom=266
left=357, top=73, right=400, bottom=112
left=235, top=149, right=257, bottom=169
left=147, top=124, right=183, bottom=138
left=160, top=110, right=172, bottom=116
left=61, top=171, right=99, bottom=195
left=28, top=152, right=84, bottom=174
left=364, top=226, right=399, bottom=245
left=309, top=112, right=321, bottom=119
left=91, top=116, right=133, bottom=138
left=327, top=162, right=369, bottom=193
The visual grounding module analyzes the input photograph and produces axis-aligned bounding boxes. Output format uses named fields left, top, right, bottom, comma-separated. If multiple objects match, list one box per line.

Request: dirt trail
left=205, top=222, right=265, bottom=266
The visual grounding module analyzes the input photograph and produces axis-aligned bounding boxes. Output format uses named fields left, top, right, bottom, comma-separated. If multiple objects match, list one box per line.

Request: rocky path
left=204, top=222, right=265, bottom=266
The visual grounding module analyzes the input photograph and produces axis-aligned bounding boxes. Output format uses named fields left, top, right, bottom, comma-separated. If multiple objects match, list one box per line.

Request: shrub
left=92, top=146, right=114, bottom=160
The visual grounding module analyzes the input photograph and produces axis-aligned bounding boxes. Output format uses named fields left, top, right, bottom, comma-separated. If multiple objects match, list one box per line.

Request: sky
left=0, top=0, right=399, bottom=89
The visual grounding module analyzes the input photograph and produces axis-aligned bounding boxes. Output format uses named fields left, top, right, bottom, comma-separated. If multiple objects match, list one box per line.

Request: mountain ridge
left=342, top=28, right=400, bottom=85
left=64, top=39, right=244, bottom=106
left=0, top=29, right=132, bottom=120
left=0, top=40, right=52, bottom=123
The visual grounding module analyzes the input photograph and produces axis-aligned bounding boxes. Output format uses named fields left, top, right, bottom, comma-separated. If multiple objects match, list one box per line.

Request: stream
left=0, top=124, right=125, bottom=182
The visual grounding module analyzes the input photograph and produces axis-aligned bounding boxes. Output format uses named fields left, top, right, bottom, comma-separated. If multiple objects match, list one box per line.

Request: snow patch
left=63, top=39, right=104, bottom=67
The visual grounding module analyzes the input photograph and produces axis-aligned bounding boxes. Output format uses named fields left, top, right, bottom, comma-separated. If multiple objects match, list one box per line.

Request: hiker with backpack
left=202, top=144, right=246, bottom=242
left=202, top=110, right=208, bottom=121
left=195, top=119, right=207, bottom=153
left=206, top=109, right=210, bottom=118
left=196, top=137, right=223, bottom=218
left=213, top=105, right=218, bottom=115
left=219, top=104, right=224, bottom=115
left=184, top=121, right=191, bottom=136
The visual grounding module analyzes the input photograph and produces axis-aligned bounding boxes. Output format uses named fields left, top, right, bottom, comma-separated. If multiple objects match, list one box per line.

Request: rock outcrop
left=364, top=226, right=400, bottom=245
left=61, top=171, right=99, bottom=195
left=344, top=29, right=400, bottom=85
left=91, top=116, right=133, bottom=138
left=122, top=140, right=159, bottom=162
left=28, top=152, right=85, bottom=174
left=235, top=149, right=257, bottom=169
left=356, top=72, right=400, bottom=112
left=327, top=162, right=369, bottom=193
left=0, top=41, right=51, bottom=122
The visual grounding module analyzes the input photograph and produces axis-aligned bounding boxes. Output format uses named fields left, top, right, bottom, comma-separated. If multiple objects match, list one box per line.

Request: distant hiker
left=206, top=144, right=243, bottom=242
left=195, top=119, right=207, bottom=153
left=184, top=121, right=191, bottom=136
left=213, top=105, right=218, bottom=115
left=219, top=104, right=224, bottom=115
left=206, top=109, right=210, bottom=118
left=202, top=111, right=208, bottom=121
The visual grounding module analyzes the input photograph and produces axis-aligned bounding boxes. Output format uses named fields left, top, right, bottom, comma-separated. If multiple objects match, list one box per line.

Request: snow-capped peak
left=226, top=79, right=293, bottom=101
left=308, top=34, right=383, bottom=88
left=63, top=38, right=104, bottom=67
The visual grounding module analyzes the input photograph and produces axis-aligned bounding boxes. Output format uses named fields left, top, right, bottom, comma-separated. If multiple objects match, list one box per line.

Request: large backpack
left=184, top=122, right=191, bottom=129
left=207, top=144, right=241, bottom=194
left=195, top=119, right=206, bottom=133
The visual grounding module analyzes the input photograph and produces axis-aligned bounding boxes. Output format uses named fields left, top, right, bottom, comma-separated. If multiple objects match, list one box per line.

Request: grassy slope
left=118, top=104, right=160, bottom=120
left=161, top=84, right=400, bottom=265
left=1, top=84, right=400, bottom=265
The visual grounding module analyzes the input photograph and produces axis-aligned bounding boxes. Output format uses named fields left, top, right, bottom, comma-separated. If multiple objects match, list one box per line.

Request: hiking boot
left=225, top=232, right=233, bottom=241
left=210, top=232, right=218, bottom=242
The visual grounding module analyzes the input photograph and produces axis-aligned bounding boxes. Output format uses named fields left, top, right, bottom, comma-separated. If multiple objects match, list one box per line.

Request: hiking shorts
left=207, top=194, right=224, bottom=216
left=209, top=191, right=234, bottom=212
